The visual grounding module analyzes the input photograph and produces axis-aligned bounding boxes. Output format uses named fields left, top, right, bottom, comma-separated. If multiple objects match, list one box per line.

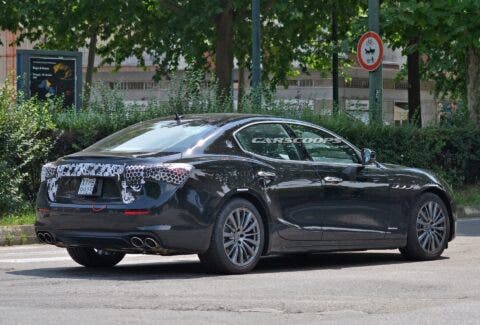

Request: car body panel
left=35, top=113, right=456, bottom=256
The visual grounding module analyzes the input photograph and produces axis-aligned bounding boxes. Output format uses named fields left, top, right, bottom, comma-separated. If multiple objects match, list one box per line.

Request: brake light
left=124, top=163, right=193, bottom=188
left=123, top=209, right=150, bottom=216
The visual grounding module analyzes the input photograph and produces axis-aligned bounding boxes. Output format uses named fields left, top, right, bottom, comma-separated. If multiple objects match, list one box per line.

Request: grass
left=0, top=209, right=36, bottom=226
left=452, top=186, right=480, bottom=207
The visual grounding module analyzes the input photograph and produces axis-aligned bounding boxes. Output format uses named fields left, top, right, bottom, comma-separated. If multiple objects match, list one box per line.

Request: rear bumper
left=34, top=202, right=213, bottom=254
left=34, top=227, right=207, bottom=254
left=35, top=224, right=211, bottom=254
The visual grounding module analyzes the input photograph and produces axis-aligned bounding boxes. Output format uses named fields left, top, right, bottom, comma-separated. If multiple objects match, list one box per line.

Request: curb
left=0, top=225, right=37, bottom=246
left=457, top=205, right=480, bottom=219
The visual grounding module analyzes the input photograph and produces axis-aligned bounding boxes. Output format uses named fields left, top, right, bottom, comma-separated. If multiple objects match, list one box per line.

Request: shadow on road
left=8, top=251, right=446, bottom=281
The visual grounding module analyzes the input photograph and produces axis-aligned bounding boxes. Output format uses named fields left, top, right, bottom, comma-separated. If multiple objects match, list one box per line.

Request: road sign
left=357, top=31, right=383, bottom=72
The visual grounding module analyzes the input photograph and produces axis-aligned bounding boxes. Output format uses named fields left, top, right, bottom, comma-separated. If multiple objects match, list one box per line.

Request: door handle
left=257, top=171, right=276, bottom=178
left=323, top=176, right=343, bottom=184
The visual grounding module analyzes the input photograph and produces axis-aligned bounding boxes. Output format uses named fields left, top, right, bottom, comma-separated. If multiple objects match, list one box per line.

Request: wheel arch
left=421, top=186, right=455, bottom=241
left=220, top=190, right=271, bottom=255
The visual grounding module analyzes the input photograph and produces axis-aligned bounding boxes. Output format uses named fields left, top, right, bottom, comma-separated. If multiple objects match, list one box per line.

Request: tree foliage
left=383, top=0, right=480, bottom=124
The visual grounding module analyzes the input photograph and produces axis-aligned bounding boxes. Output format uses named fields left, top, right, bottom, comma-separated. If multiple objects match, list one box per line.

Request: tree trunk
left=466, top=47, right=480, bottom=126
left=214, top=1, right=234, bottom=100
left=237, top=64, right=245, bottom=111
left=331, top=3, right=339, bottom=115
left=407, top=37, right=421, bottom=126
left=84, top=30, right=98, bottom=106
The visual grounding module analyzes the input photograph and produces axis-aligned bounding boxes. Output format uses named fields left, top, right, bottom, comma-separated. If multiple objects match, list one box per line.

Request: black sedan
left=36, top=114, right=456, bottom=274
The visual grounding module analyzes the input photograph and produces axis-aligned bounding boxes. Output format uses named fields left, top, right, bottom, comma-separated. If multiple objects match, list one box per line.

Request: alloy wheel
left=416, top=201, right=447, bottom=254
left=222, top=207, right=261, bottom=266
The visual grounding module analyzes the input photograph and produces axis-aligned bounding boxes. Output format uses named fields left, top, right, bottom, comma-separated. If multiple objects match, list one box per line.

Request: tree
left=383, top=0, right=423, bottom=126
left=103, top=0, right=338, bottom=99
left=384, top=0, right=480, bottom=126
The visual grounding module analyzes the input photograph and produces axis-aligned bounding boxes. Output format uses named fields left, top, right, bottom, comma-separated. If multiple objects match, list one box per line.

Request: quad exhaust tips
left=37, top=232, right=54, bottom=244
left=130, top=236, right=144, bottom=248
left=130, top=236, right=159, bottom=249
left=144, top=237, right=159, bottom=249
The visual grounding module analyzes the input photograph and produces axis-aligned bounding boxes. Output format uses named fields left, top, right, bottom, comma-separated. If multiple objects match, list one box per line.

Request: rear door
left=235, top=122, right=324, bottom=241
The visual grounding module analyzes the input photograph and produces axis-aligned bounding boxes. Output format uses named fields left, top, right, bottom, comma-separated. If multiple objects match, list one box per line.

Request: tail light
left=124, top=163, right=194, bottom=188
left=41, top=162, right=57, bottom=182
left=40, top=162, right=193, bottom=204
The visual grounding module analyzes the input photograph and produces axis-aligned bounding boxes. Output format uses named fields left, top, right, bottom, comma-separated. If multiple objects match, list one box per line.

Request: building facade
left=1, top=30, right=441, bottom=125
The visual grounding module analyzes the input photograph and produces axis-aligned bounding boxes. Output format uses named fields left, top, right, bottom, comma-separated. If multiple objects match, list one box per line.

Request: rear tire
left=199, top=198, right=265, bottom=274
left=67, top=247, right=125, bottom=267
left=400, top=193, right=450, bottom=261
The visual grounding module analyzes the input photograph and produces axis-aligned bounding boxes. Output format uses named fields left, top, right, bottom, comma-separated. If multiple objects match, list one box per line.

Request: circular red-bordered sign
left=357, top=31, right=384, bottom=71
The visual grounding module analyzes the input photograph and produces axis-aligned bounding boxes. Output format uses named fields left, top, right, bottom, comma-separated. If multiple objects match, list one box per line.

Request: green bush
left=0, top=84, right=56, bottom=214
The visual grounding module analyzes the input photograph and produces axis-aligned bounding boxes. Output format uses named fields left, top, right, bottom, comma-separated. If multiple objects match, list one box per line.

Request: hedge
left=1, top=76, right=479, bottom=215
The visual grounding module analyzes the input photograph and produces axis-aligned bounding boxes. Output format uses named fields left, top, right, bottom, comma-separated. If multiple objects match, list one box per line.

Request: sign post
left=364, top=0, right=383, bottom=123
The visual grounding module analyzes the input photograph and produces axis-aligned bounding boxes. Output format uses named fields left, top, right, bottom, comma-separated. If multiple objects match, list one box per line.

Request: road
left=1, top=219, right=479, bottom=324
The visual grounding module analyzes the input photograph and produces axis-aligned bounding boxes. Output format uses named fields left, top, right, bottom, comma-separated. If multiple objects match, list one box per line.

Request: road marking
left=0, top=256, right=71, bottom=263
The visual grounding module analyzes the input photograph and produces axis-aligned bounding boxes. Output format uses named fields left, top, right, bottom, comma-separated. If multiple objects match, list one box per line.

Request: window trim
left=234, top=122, right=302, bottom=161
left=285, top=123, right=361, bottom=165
left=233, top=120, right=363, bottom=167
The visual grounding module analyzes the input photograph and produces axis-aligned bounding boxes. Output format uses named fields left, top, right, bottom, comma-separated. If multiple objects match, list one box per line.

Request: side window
left=288, top=124, right=359, bottom=164
left=235, top=123, right=300, bottom=160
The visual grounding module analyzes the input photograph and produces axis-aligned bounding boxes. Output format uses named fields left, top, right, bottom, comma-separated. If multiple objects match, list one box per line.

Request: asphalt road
left=1, top=219, right=480, bottom=325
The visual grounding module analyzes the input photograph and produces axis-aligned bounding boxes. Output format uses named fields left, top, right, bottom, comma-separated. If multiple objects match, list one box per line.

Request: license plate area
left=77, top=177, right=103, bottom=196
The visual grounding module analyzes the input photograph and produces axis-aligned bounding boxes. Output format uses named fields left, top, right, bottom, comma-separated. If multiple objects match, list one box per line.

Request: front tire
left=400, top=193, right=450, bottom=261
left=199, top=198, right=265, bottom=274
left=67, top=247, right=125, bottom=267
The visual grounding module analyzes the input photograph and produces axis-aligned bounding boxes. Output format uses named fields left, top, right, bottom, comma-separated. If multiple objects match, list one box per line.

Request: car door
left=234, top=122, right=325, bottom=241
left=287, top=123, right=392, bottom=242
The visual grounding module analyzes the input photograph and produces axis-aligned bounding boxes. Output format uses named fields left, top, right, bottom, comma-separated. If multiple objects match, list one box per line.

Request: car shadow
left=8, top=251, right=448, bottom=281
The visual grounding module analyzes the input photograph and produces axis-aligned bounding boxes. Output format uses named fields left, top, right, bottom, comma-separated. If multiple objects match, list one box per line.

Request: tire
left=67, top=247, right=125, bottom=267
left=400, top=193, right=450, bottom=261
left=199, top=198, right=265, bottom=274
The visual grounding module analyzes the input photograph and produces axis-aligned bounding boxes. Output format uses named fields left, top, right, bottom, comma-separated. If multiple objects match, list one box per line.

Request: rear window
left=84, top=119, right=216, bottom=154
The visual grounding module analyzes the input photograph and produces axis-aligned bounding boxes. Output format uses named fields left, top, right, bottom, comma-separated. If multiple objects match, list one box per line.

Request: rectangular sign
left=345, top=99, right=369, bottom=111
left=29, top=57, right=77, bottom=107
left=16, top=50, right=82, bottom=110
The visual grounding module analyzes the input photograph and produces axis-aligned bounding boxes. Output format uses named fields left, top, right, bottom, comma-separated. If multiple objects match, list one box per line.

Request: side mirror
left=361, top=148, right=376, bottom=165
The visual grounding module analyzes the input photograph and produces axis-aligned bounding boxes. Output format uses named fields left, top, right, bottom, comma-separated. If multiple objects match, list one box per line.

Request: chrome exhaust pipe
left=44, top=233, right=53, bottom=244
left=37, top=233, right=45, bottom=243
left=130, top=236, right=144, bottom=248
left=144, top=237, right=159, bottom=249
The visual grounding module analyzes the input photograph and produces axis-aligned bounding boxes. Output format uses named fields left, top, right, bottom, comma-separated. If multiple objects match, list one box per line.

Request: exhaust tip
left=144, top=237, right=159, bottom=249
left=130, top=236, right=144, bottom=248
left=44, top=233, right=53, bottom=244
left=37, top=232, right=45, bottom=243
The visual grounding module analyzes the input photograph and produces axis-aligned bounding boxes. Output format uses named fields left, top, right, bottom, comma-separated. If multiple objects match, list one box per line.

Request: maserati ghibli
left=36, top=114, right=456, bottom=274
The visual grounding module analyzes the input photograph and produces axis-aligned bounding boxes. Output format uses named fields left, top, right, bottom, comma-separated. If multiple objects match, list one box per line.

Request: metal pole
left=252, top=0, right=261, bottom=107
left=332, top=3, right=339, bottom=114
left=368, top=0, right=382, bottom=123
